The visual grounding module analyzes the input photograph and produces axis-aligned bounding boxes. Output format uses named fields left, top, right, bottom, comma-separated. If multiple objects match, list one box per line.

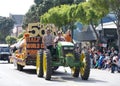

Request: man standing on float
left=42, top=28, right=54, bottom=50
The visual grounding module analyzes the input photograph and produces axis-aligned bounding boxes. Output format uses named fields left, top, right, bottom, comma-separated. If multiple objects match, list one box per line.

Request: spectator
left=117, top=58, right=120, bottom=72
left=98, top=52, right=105, bottom=69
left=103, top=53, right=111, bottom=69
left=89, top=49, right=94, bottom=68
left=111, top=52, right=119, bottom=73
left=93, top=51, right=99, bottom=68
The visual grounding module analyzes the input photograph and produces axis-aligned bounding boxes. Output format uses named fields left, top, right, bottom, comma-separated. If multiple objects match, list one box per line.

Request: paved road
left=0, top=61, right=120, bottom=86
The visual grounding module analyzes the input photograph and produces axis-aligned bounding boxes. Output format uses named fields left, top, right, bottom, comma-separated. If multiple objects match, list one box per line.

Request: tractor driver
left=43, top=28, right=54, bottom=50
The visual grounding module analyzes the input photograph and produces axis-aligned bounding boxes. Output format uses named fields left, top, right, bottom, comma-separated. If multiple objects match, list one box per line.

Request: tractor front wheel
left=43, top=49, right=52, bottom=80
left=71, top=67, right=80, bottom=77
left=71, top=52, right=80, bottom=77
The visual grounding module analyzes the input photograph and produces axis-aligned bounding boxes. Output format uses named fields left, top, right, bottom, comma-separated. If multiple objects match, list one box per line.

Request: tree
left=74, top=0, right=85, bottom=4
left=17, top=32, right=25, bottom=39
left=34, top=0, right=43, bottom=5
left=40, top=5, right=71, bottom=28
left=22, top=5, right=38, bottom=29
left=23, top=0, right=85, bottom=29
left=0, top=17, right=14, bottom=43
left=71, top=1, right=109, bottom=46
left=5, top=36, right=17, bottom=45
left=89, top=0, right=120, bottom=52
left=40, top=2, right=108, bottom=40
left=23, top=0, right=54, bottom=29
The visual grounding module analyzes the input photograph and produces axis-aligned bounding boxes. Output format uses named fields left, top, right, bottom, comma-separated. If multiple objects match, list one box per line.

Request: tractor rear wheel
left=80, top=50, right=90, bottom=80
left=36, top=50, right=43, bottom=77
left=43, top=49, right=52, bottom=80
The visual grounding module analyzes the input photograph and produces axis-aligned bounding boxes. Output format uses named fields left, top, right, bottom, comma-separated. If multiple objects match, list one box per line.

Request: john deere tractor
left=36, top=41, right=90, bottom=80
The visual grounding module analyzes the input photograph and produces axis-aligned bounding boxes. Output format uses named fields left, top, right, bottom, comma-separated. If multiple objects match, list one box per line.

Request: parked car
left=0, top=44, right=11, bottom=63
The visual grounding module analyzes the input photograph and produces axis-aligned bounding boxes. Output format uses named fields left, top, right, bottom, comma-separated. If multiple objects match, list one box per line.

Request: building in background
left=73, top=13, right=117, bottom=49
left=73, top=22, right=97, bottom=48
left=96, top=13, right=117, bottom=48
left=96, top=21, right=117, bottom=49
left=9, top=14, right=24, bottom=37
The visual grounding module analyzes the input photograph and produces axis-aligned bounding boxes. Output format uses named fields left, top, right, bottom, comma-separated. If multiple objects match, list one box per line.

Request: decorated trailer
left=12, top=23, right=56, bottom=71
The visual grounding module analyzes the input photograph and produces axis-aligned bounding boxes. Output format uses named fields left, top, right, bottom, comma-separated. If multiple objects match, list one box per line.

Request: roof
left=102, top=13, right=116, bottom=23
left=96, top=21, right=117, bottom=30
left=73, top=25, right=97, bottom=42
left=9, top=14, right=24, bottom=25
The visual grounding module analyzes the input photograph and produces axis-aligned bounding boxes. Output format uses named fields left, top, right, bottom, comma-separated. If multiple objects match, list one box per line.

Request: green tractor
left=36, top=41, right=90, bottom=80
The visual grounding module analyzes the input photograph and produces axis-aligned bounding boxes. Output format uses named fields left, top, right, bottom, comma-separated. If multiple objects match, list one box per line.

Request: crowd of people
left=88, top=46, right=120, bottom=73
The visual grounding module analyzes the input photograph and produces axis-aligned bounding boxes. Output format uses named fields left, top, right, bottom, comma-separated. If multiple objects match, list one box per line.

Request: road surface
left=0, top=61, right=119, bottom=86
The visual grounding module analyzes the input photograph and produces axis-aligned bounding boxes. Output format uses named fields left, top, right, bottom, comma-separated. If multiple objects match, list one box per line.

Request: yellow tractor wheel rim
left=80, top=53, right=86, bottom=75
left=43, top=53, right=47, bottom=76
left=36, top=54, right=40, bottom=74
left=71, top=67, right=75, bottom=74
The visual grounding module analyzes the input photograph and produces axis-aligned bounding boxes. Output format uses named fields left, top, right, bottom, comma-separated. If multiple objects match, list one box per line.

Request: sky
left=0, top=0, right=34, bottom=17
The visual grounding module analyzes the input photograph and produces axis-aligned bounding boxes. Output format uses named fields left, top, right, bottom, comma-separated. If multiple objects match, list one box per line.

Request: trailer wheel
left=80, top=50, right=90, bottom=80
left=43, top=49, right=52, bottom=80
left=8, top=58, right=10, bottom=63
left=36, top=50, right=43, bottom=77
left=17, top=64, right=23, bottom=71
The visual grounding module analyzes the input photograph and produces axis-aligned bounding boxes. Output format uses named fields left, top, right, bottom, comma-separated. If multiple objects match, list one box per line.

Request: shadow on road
left=15, top=68, right=107, bottom=83
left=22, top=69, right=36, bottom=75
left=51, top=70, right=107, bottom=83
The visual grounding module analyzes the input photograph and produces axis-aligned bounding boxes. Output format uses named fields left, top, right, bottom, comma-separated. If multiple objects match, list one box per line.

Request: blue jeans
left=111, top=64, right=118, bottom=73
